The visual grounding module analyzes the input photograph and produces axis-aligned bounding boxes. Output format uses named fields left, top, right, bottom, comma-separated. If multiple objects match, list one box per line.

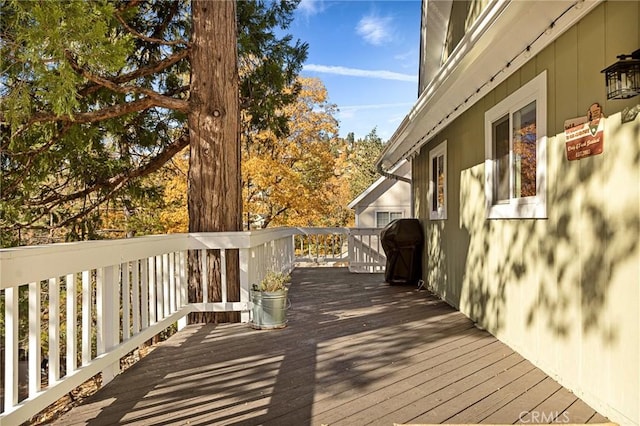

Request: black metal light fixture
left=601, top=49, right=640, bottom=100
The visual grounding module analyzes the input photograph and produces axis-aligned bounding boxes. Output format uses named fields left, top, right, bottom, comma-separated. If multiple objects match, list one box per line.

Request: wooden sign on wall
left=565, top=103, right=605, bottom=161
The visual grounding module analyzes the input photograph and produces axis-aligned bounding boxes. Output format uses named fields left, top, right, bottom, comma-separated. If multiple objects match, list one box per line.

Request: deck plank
left=404, top=359, right=539, bottom=424
left=52, top=267, right=607, bottom=426
left=560, top=398, right=599, bottom=424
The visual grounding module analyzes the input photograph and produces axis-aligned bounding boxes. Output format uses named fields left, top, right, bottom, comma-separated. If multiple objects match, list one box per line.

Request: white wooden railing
left=294, top=227, right=348, bottom=264
left=0, top=227, right=384, bottom=425
left=348, top=228, right=386, bottom=273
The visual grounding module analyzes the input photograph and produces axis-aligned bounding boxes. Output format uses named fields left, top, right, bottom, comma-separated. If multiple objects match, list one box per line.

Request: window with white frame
left=485, top=71, right=547, bottom=219
left=429, top=140, right=447, bottom=220
left=376, top=211, right=403, bottom=228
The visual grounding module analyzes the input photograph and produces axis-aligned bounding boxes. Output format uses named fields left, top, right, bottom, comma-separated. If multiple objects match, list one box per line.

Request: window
left=429, top=140, right=447, bottom=220
left=376, top=211, right=403, bottom=228
left=485, top=71, right=547, bottom=219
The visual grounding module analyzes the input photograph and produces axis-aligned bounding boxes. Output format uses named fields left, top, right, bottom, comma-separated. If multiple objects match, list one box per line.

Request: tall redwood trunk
left=187, top=0, right=241, bottom=323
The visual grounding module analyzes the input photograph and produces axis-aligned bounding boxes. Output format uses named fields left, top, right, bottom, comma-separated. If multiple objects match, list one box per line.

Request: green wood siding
left=413, top=2, right=639, bottom=425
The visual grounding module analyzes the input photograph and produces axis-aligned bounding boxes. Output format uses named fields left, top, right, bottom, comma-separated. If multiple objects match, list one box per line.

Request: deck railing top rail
left=0, top=227, right=361, bottom=290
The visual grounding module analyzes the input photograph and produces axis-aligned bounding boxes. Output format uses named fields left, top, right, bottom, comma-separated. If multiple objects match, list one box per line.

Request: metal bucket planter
left=250, top=288, right=289, bottom=330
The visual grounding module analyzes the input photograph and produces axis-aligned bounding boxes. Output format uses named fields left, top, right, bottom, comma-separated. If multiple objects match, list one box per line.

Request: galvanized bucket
left=250, top=288, right=289, bottom=329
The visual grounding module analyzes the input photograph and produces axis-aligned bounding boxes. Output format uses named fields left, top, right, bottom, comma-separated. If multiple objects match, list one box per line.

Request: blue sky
left=289, top=0, right=421, bottom=141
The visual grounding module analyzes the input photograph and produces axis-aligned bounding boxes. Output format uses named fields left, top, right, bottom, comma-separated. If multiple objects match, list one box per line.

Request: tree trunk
left=187, top=0, right=241, bottom=323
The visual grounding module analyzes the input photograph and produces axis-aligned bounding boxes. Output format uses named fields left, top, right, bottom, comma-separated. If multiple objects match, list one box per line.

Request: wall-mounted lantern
left=601, top=49, right=640, bottom=100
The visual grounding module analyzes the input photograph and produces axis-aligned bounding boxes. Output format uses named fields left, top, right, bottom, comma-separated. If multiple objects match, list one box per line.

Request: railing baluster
left=96, top=268, right=105, bottom=355
left=112, top=265, right=121, bottom=348
left=221, top=249, right=227, bottom=304
left=66, top=273, right=77, bottom=376
left=148, top=257, right=156, bottom=325
left=132, top=260, right=141, bottom=334
left=177, top=251, right=188, bottom=330
left=201, top=249, right=208, bottom=304
left=239, top=247, right=250, bottom=323
left=141, top=259, right=149, bottom=329
left=348, top=233, right=355, bottom=271
left=156, top=255, right=164, bottom=321
left=324, top=235, right=328, bottom=258
left=101, top=265, right=119, bottom=385
left=29, top=281, right=41, bottom=397
left=49, top=277, right=60, bottom=386
left=179, top=251, right=187, bottom=307
left=81, top=271, right=91, bottom=366
left=122, top=263, right=131, bottom=340
left=162, top=253, right=170, bottom=316
left=169, top=252, right=176, bottom=313
left=4, top=286, right=18, bottom=409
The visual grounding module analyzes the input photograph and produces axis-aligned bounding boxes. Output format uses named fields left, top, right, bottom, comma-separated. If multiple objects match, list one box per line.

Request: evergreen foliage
left=346, top=128, right=385, bottom=200
left=0, top=0, right=308, bottom=246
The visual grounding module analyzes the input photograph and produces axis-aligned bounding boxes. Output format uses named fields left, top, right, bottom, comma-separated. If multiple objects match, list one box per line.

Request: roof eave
left=378, top=0, right=602, bottom=171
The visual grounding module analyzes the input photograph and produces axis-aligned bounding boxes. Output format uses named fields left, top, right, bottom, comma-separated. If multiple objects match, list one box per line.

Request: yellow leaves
left=137, top=76, right=353, bottom=232
left=159, top=149, right=189, bottom=233
left=242, top=77, right=352, bottom=229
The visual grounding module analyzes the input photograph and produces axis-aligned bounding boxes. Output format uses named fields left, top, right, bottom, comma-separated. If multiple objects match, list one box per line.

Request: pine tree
left=1, top=0, right=308, bottom=323
left=0, top=0, right=308, bottom=246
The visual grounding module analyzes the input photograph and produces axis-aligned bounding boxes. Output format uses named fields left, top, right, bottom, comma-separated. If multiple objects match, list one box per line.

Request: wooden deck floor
left=53, top=268, right=608, bottom=426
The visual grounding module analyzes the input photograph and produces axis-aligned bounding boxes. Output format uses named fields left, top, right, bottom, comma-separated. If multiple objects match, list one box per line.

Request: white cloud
left=388, top=113, right=407, bottom=124
left=394, top=49, right=417, bottom=66
left=303, top=64, right=416, bottom=82
left=297, top=0, right=324, bottom=17
left=339, top=102, right=414, bottom=112
left=356, top=14, right=393, bottom=46
left=337, top=102, right=413, bottom=122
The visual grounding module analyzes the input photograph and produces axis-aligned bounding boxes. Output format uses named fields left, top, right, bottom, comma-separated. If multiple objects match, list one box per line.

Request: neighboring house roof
left=378, top=0, right=601, bottom=172
left=348, top=160, right=411, bottom=209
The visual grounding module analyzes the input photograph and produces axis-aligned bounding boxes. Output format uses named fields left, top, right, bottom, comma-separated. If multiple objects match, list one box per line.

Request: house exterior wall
left=354, top=178, right=411, bottom=228
left=413, top=2, right=639, bottom=425
left=442, top=0, right=490, bottom=65
left=419, top=0, right=490, bottom=93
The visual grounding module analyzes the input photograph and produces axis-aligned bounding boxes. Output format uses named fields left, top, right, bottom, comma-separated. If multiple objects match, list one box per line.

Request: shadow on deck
left=53, top=268, right=607, bottom=426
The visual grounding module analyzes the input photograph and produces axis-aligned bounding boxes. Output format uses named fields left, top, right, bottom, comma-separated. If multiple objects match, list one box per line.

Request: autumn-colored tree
left=513, top=122, right=537, bottom=197
left=157, top=149, right=190, bottom=234
left=243, top=77, right=352, bottom=229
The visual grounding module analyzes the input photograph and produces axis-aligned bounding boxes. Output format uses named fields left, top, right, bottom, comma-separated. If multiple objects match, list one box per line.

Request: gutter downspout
left=376, top=162, right=411, bottom=184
